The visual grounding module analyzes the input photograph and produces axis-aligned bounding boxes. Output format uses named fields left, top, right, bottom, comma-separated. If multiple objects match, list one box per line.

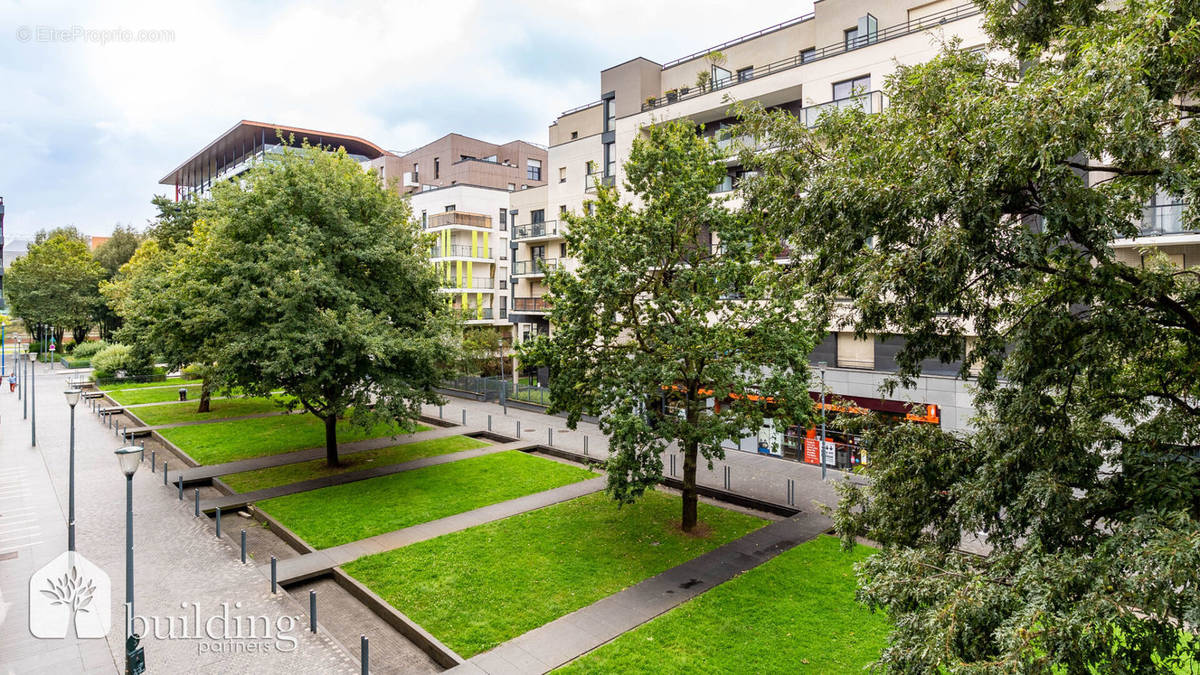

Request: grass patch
left=129, top=397, right=289, bottom=426
left=343, top=490, right=766, bottom=658
left=110, top=384, right=204, bottom=406
left=100, top=378, right=203, bottom=392
left=159, top=414, right=431, bottom=465
left=258, top=451, right=594, bottom=549
left=222, top=434, right=491, bottom=492
left=557, top=535, right=887, bottom=674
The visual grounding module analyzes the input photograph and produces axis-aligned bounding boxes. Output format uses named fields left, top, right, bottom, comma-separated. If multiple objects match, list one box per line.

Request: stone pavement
left=423, top=399, right=858, bottom=514
left=268, top=477, right=606, bottom=585
left=450, top=512, right=831, bottom=674
left=1, top=359, right=360, bottom=673
left=200, top=439, right=538, bottom=513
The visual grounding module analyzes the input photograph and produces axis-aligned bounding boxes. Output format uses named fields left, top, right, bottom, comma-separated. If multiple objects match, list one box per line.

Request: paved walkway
left=268, top=477, right=606, bottom=585
left=170, top=424, right=471, bottom=485
left=201, top=439, right=538, bottom=513
left=451, top=512, right=830, bottom=674
left=1, top=359, right=359, bottom=673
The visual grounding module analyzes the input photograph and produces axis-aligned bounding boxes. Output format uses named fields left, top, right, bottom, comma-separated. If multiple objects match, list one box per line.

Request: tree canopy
left=523, top=119, right=817, bottom=531
left=5, top=233, right=103, bottom=345
left=737, top=0, right=1200, bottom=670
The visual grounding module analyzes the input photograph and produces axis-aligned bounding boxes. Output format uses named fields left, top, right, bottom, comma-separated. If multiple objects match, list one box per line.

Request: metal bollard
left=151, top=451, right=156, bottom=472
left=438, top=405, right=443, bottom=419
left=163, top=461, right=168, bottom=485
left=670, top=454, right=676, bottom=477
left=461, top=409, right=466, bottom=426
left=786, top=478, right=795, bottom=506
left=724, top=465, right=731, bottom=490
left=241, top=529, right=247, bottom=564
left=178, top=476, right=183, bottom=500
left=488, top=414, right=492, bottom=431
left=271, top=556, right=277, bottom=593
left=215, top=507, right=221, bottom=538
left=517, top=420, right=521, bottom=438
left=310, top=590, right=317, bottom=633
left=361, top=635, right=369, bottom=675
left=195, top=489, right=200, bottom=517
left=584, top=435, right=589, bottom=455
left=548, top=428, right=553, bottom=446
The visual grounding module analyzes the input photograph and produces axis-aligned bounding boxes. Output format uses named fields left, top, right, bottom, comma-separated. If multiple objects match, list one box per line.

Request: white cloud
left=0, top=0, right=810, bottom=237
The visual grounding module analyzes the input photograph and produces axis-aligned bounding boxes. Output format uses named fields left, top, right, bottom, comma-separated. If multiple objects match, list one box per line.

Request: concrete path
left=170, top=424, right=472, bottom=485
left=0, top=359, right=359, bottom=673
left=268, top=477, right=606, bottom=585
left=451, top=512, right=831, bottom=674
left=201, top=439, right=538, bottom=513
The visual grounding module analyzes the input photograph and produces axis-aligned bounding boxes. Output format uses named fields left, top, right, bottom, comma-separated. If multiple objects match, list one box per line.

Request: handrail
left=661, top=12, right=815, bottom=69
left=513, top=220, right=561, bottom=240
left=513, top=297, right=552, bottom=312
left=560, top=100, right=602, bottom=117
left=643, top=3, right=980, bottom=112
left=430, top=244, right=493, bottom=259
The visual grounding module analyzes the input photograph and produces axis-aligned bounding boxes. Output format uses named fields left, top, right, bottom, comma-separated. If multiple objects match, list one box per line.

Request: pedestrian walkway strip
left=265, top=477, right=607, bottom=585
left=169, top=425, right=477, bottom=485
left=448, top=512, right=830, bottom=675
left=199, top=439, right=538, bottom=513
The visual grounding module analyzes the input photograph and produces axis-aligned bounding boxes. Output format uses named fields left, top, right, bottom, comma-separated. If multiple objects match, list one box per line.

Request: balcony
left=427, top=211, right=491, bottom=230
left=512, top=257, right=563, bottom=277
left=456, top=308, right=495, bottom=322
left=1140, top=202, right=1195, bottom=237
left=512, top=220, right=560, bottom=241
left=429, top=244, right=492, bottom=259
left=802, top=91, right=885, bottom=127
left=513, top=297, right=552, bottom=312
left=440, top=277, right=496, bottom=290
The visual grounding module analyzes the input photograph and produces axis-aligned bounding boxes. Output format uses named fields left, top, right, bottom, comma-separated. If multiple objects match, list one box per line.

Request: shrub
left=91, top=344, right=151, bottom=378
left=71, top=341, right=108, bottom=359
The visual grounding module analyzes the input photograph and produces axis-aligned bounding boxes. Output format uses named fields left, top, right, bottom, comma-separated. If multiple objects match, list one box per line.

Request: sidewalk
left=0, top=359, right=359, bottom=673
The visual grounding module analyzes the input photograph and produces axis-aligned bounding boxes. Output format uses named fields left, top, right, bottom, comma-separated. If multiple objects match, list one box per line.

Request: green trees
left=5, top=234, right=104, bottom=346
left=522, top=120, right=816, bottom=531
left=188, top=143, right=454, bottom=465
left=736, top=0, right=1200, bottom=670
left=92, top=225, right=143, bottom=341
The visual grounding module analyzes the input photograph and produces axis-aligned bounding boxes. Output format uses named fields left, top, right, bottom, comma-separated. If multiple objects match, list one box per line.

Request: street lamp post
left=30, top=346, right=36, bottom=447
left=65, top=388, right=81, bottom=550
left=817, top=361, right=827, bottom=481
left=115, top=445, right=144, bottom=675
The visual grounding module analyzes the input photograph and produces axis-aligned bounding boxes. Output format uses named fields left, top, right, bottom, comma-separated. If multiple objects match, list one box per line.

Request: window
left=559, top=205, right=567, bottom=215
left=559, top=243, right=567, bottom=257
left=445, top=204, right=455, bottom=212
left=421, top=210, right=427, bottom=228
left=570, top=131, right=578, bottom=139
left=434, top=157, right=440, bottom=179
left=833, top=75, right=871, bottom=100
left=507, top=182, right=516, bottom=191
left=500, top=296, right=507, bottom=319
left=603, top=98, right=616, bottom=132
left=559, top=167, right=567, bottom=183
left=800, top=47, right=815, bottom=63
left=499, top=279, right=506, bottom=290
left=736, top=67, right=754, bottom=82
left=413, top=163, right=419, bottom=182
left=527, top=159, right=542, bottom=181
left=584, top=201, right=595, bottom=216
left=845, top=14, right=877, bottom=50
left=844, top=27, right=860, bottom=50
left=531, top=209, right=545, bottom=224
left=499, top=208, right=508, bottom=231
left=585, top=160, right=596, bottom=176
left=530, top=244, right=546, bottom=259
left=603, top=142, right=615, bottom=177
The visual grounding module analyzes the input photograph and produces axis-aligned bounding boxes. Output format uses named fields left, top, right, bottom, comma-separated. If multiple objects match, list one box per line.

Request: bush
left=90, top=344, right=151, bottom=378
left=71, top=341, right=108, bottom=359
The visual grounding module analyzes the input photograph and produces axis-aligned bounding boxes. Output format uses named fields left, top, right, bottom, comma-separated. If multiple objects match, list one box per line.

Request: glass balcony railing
left=512, top=257, right=562, bottom=276
left=513, top=297, right=552, bottom=312
left=802, top=91, right=884, bottom=127
left=430, top=244, right=492, bottom=259
left=440, top=277, right=495, bottom=289
left=456, top=308, right=494, bottom=321
left=512, top=220, right=560, bottom=241
left=1140, top=203, right=1194, bottom=236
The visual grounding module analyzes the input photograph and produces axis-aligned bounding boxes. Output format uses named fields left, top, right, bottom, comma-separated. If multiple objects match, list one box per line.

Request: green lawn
left=159, top=413, right=431, bottom=465
left=109, top=384, right=205, bottom=405
left=557, top=535, right=888, bottom=674
left=99, top=378, right=203, bottom=392
left=258, top=451, right=594, bottom=549
left=343, top=490, right=766, bottom=658
left=222, top=434, right=492, bottom=493
left=129, top=397, right=289, bottom=426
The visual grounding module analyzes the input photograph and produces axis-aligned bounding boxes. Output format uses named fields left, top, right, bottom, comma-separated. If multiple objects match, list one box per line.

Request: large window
left=413, top=163, right=419, bottom=182
left=604, top=98, right=615, bottom=132
left=833, top=75, right=871, bottom=100
left=527, top=159, right=542, bottom=181
left=800, top=47, right=816, bottom=63
left=736, top=67, right=754, bottom=82
left=434, top=157, right=440, bottom=179
left=531, top=208, right=545, bottom=224
left=499, top=208, right=508, bottom=231
left=603, top=142, right=615, bottom=177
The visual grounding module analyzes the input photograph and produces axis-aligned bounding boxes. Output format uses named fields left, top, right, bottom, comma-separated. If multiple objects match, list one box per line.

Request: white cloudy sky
left=0, top=0, right=813, bottom=238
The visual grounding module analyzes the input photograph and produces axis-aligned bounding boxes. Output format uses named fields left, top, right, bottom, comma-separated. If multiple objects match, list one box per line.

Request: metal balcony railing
left=441, top=277, right=495, bottom=290
left=513, top=297, right=552, bottom=312
left=1140, top=203, right=1194, bottom=236
left=427, top=211, right=491, bottom=229
left=802, top=91, right=885, bottom=127
left=512, top=257, right=562, bottom=276
left=512, top=220, right=560, bottom=241
left=641, top=3, right=979, bottom=112
left=430, top=244, right=492, bottom=259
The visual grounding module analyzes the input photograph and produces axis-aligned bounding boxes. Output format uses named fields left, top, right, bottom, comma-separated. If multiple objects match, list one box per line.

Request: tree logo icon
left=29, top=551, right=111, bottom=639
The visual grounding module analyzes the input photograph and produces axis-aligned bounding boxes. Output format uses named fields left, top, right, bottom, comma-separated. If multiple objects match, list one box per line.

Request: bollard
left=241, top=529, right=247, bottom=564
left=724, top=465, right=731, bottom=490
left=461, top=409, right=466, bottom=426
left=488, top=414, right=492, bottom=431
left=177, top=476, right=183, bottom=501
left=151, top=451, right=156, bottom=473
left=584, top=435, right=589, bottom=455
left=271, top=556, right=277, bottom=593
left=310, top=590, right=317, bottom=633
left=787, top=478, right=795, bottom=506
left=163, top=461, right=168, bottom=485
left=548, top=428, right=553, bottom=446
left=670, top=454, right=676, bottom=477
left=438, top=405, right=443, bottom=419
left=517, top=420, right=521, bottom=438
left=361, top=635, right=369, bottom=675
left=215, top=507, right=221, bottom=538
left=195, top=489, right=200, bottom=517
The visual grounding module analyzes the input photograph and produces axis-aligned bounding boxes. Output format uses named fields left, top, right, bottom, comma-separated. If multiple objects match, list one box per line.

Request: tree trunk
left=197, top=376, right=211, bottom=413
left=681, top=438, right=699, bottom=532
left=324, top=415, right=340, bottom=467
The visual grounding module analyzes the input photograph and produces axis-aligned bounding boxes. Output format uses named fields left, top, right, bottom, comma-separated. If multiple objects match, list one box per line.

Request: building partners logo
left=29, top=551, right=112, bottom=639
left=131, top=602, right=301, bottom=655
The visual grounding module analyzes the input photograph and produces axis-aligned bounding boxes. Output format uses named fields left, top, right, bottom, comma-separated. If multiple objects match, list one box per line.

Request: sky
left=0, top=0, right=814, bottom=239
